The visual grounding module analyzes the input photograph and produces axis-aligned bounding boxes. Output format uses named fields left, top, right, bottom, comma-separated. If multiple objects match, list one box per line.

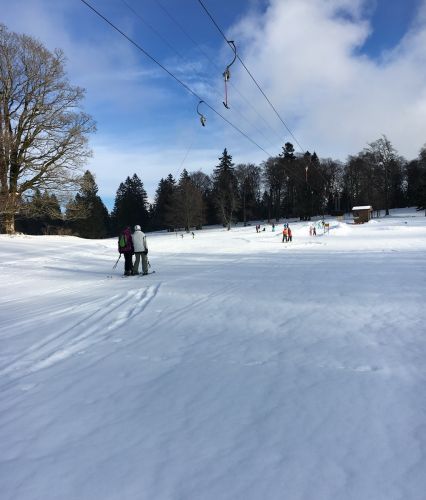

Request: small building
left=352, top=205, right=373, bottom=224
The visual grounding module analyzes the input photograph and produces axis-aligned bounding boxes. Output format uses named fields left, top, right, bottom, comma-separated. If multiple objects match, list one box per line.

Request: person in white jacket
left=132, top=225, right=148, bottom=275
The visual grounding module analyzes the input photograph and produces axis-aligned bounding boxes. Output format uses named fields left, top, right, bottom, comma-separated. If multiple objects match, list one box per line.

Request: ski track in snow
left=0, top=284, right=160, bottom=383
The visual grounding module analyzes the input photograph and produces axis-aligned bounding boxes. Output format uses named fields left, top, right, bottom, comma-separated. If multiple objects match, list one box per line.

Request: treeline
left=15, top=136, right=426, bottom=238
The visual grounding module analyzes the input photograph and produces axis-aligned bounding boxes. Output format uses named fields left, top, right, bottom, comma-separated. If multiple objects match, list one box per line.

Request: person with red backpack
left=118, top=226, right=134, bottom=276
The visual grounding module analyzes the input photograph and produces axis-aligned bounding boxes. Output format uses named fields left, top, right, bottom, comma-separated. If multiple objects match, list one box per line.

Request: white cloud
left=228, top=0, right=426, bottom=160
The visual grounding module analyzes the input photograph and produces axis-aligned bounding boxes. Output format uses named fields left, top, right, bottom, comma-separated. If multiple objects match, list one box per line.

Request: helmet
left=134, top=225, right=141, bottom=231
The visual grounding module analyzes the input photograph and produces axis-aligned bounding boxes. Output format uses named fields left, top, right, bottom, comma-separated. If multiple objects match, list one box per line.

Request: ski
left=106, top=271, right=156, bottom=279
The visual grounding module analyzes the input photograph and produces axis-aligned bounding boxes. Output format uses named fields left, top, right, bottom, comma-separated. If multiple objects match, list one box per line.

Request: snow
left=352, top=205, right=372, bottom=210
left=1, top=208, right=426, bottom=500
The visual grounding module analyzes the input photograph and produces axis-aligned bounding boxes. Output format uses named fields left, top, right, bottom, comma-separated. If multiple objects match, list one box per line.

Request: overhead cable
left=79, top=0, right=272, bottom=157
left=153, top=0, right=285, bottom=144
left=121, top=0, right=277, bottom=149
left=196, top=0, right=305, bottom=153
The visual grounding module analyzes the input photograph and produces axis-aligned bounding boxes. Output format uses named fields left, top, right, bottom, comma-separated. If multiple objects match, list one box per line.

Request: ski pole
left=112, top=254, right=121, bottom=269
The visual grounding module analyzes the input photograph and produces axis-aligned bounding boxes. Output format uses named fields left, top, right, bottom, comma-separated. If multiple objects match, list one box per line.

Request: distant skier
left=288, top=226, right=292, bottom=242
left=282, top=226, right=288, bottom=242
left=132, top=225, right=149, bottom=275
left=118, top=226, right=134, bottom=276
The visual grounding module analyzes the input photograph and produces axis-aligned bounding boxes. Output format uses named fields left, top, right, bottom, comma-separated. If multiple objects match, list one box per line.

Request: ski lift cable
left=196, top=0, right=305, bottom=153
left=79, top=0, right=272, bottom=157
left=175, top=131, right=197, bottom=180
left=121, top=0, right=279, bottom=148
left=120, top=0, right=188, bottom=63
left=153, top=0, right=285, bottom=144
left=81, top=1, right=321, bottom=196
left=196, top=0, right=332, bottom=192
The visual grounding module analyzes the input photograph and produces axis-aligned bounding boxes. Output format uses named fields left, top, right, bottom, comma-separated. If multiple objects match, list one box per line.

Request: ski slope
left=1, top=209, right=426, bottom=500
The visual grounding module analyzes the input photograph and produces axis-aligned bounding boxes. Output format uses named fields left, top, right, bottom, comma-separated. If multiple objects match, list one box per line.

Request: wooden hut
left=352, top=205, right=373, bottom=224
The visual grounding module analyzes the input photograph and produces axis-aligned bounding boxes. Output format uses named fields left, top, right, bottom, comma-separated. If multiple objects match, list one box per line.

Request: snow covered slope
left=1, top=209, right=426, bottom=500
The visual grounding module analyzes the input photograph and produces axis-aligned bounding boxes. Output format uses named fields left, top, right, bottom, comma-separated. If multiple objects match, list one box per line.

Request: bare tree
left=0, top=24, right=95, bottom=233
left=365, top=135, right=402, bottom=215
left=168, top=169, right=204, bottom=230
left=235, top=163, right=261, bottom=225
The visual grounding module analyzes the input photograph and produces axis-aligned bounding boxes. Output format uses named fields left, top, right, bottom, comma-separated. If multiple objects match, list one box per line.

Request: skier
left=282, top=226, right=288, bottom=242
left=288, top=226, right=292, bottom=242
left=132, top=225, right=149, bottom=275
left=118, top=226, right=134, bottom=276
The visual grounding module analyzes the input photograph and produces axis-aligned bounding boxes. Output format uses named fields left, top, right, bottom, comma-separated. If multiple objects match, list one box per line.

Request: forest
left=11, top=137, right=426, bottom=238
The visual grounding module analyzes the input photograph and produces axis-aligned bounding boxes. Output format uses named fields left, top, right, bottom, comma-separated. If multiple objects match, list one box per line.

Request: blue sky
left=1, top=0, right=426, bottom=207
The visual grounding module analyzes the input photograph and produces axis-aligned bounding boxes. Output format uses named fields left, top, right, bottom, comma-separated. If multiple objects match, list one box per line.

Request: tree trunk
left=2, top=212, right=15, bottom=234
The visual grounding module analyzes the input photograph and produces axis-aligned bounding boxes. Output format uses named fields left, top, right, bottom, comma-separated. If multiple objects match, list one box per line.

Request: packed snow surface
left=1, top=209, right=426, bottom=500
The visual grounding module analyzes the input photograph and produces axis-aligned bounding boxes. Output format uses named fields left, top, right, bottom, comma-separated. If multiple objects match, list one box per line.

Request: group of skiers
left=118, top=225, right=149, bottom=276
left=255, top=222, right=293, bottom=242
left=282, top=223, right=292, bottom=242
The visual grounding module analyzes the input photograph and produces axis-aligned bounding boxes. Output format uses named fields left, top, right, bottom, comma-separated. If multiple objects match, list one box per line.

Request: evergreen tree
left=16, top=189, right=45, bottom=234
left=280, top=143, right=296, bottom=218
left=111, top=174, right=150, bottom=232
left=66, top=170, right=110, bottom=238
left=152, top=174, right=176, bottom=230
left=212, top=149, right=238, bottom=230
left=16, top=190, right=63, bottom=234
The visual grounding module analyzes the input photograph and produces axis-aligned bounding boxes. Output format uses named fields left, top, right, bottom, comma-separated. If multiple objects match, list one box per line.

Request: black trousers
left=124, top=252, right=133, bottom=274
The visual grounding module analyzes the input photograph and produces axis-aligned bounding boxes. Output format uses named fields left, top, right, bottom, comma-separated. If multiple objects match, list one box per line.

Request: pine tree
left=66, top=170, right=110, bottom=238
left=212, top=148, right=238, bottom=230
left=111, top=174, right=149, bottom=232
left=281, top=142, right=296, bottom=217
left=152, top=174, right=176, bottom=230
left=16, top=190, right=63, bottom=234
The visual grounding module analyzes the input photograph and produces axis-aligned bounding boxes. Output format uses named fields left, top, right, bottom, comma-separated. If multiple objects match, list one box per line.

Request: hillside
left=1, top=209, right=426, bottom=500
